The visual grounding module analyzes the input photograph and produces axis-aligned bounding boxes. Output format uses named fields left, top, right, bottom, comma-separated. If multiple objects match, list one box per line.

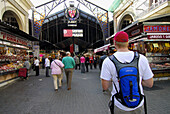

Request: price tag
left=153, top=43, right=158, bottom=47
left=165, top=43, right=170, bottom=47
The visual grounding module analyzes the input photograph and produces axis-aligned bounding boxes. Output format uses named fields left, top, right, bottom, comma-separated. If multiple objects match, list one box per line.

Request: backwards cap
left=114, top=31, right=128, bottom=42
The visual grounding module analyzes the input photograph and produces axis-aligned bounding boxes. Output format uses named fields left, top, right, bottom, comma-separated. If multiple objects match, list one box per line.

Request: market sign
left=144, top=25, right=170, bottom=33
left=148, top=35, right=170, bottom=39
left=65, top=7, right=79, bottom=27
left=63, top=29, right=83, bottom=37
left=0, top=31, right=28, bottom=46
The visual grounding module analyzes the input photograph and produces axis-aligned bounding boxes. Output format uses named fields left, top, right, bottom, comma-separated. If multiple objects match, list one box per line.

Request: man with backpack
left=100, top=31, right=153, bottom=114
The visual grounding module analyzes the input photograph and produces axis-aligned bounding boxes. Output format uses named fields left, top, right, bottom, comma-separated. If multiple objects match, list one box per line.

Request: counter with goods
left=145, top=41, right=170, bottom=78
left=0, top=46, right=28, bottom=83
left=124, top=22, right=170, bottom=79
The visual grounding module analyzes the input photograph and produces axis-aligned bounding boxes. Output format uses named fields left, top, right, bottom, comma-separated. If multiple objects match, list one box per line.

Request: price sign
left=165, top=43, right=170, bottom=47
left=153, top=43, right=158, bottom=47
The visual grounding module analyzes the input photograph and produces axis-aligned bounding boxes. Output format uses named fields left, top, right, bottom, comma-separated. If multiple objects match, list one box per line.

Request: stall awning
left=0, top=21, right=39, bottom=41
left=108, top=0, right=122, bottom=13
left=94, top=44, right=110, bottom=53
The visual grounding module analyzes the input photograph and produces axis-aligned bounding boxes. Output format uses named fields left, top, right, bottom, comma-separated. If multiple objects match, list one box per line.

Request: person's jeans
left=81, top=63, right=85, bottom=73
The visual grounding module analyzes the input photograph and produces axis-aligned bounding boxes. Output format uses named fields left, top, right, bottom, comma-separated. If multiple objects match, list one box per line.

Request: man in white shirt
left=100, top=31, right=153, bottom=114
left=45, top=56, right=50, bottom=77
left=34, top=57, right=40, bottom=76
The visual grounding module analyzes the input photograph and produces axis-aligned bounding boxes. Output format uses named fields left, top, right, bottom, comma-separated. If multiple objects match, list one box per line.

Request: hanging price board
left=153, top=43, right=158, bottom=47
left=165, top=43, right=170, bottom=47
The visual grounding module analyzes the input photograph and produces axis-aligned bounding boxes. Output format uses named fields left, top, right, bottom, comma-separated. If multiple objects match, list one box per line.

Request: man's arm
left=142, top=77, right=153, bottom=88
left=101, top=79, right=112, bottom=91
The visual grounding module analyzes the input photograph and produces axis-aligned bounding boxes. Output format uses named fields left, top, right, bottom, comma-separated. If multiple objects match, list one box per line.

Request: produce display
left=0, top=62, right=24, bottom=73
left=130, top=41, right=170, bottom=78
left=0, top=47, right=27, bottom=74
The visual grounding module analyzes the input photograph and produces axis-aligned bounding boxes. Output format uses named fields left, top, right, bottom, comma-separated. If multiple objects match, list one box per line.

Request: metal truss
left=33, top=0, right=109, bottom=40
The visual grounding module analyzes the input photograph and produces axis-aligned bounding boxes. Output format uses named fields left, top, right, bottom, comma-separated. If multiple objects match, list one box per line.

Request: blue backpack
left=109, top=52, right=147, bottom=114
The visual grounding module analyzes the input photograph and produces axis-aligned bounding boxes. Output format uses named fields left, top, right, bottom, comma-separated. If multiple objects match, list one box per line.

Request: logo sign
left=65, top=7, right=79, bottom=20
left=144, top=25, right=170, bottom=33
left=65, top=7, right=79, bottom=27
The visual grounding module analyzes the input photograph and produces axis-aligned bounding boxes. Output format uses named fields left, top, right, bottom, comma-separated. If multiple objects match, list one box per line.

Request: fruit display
left=0, top=63, right=24, bottom=73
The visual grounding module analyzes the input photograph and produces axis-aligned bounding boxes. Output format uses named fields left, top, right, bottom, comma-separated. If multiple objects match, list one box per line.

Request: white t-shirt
left=34, top=59, right=39, bottom=66
left=100, top=51, right=153, bottom=111
left=45, top=58, right=50, bottom=67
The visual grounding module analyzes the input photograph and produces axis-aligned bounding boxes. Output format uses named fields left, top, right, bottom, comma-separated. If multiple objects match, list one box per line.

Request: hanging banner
left=74, top=44, right=79, bottom=53
left=70, top=44, right=74, bottom=53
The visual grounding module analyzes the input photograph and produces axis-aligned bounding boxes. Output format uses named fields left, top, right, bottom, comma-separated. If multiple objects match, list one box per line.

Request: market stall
left=126, top=22, right=170, bottom=79
left=94, top=44, right=110, bottom=53
left=0, top=22, right=38, bottom=84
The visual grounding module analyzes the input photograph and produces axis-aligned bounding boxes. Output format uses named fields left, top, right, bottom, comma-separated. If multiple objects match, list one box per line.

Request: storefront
left=0, top=21, right=38, bottom=84
left=124, top=21, right=170, bottom=79
left=94, top=44, right=110, bottom=54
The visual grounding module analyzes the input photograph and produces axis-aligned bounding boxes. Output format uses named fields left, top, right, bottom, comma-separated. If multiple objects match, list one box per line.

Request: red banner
left=144, top=25, right=170, bottom=33
left=70, top=44, right=74, bottom=53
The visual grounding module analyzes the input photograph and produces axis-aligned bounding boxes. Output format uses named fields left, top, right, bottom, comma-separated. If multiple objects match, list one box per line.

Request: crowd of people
left=24, top=51, right=108, bottom=92
left=19, top=31, right=154, bottom=114
left=25, top=51, right=105, bottom=92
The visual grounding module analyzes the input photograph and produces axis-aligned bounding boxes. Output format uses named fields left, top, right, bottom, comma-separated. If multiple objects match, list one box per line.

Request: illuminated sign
left=144, top=25, right=170, bottom=32
left=63, top=29, right=83, bottom=37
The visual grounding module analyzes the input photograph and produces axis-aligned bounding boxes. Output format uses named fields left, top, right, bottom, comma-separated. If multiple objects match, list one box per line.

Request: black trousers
left=46, top=67, right=50, bottom=76
left=75, top=64, right=80, bottom=70
left=85, top=63, right=89, bottom=72
left=35, top=66, right=39, bottom=76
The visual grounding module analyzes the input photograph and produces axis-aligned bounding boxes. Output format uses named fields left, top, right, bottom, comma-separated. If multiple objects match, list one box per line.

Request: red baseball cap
left=114, top=31, right=129, bottom=42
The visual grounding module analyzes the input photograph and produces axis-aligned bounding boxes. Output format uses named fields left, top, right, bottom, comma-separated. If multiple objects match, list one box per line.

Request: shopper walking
left=74, top=55, right=80, bottom=70
left=100, top=31, right=154, bottom=114
left=89, top=55, right=93, bottom=69
left=51, top=55, right=64, bottom=91
left=99, top=51, right=107, bottom=70
left=93, top=55, right=97, bottom=69
left=45, top=55, right=50, bottom=77
left=23, top=58, right=31, bottom=79
left=42, top=55, right=45, bottom=69
left=80, top=55, right=85, bottom=73
left=34, top=57, right=39, bottom=76
left=85, top=54, right=89, bottom=72
left=62, top=52, right=75, bottom=90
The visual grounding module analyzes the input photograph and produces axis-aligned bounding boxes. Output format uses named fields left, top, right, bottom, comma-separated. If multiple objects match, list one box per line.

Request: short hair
left=55, top=54, right=59, bottom=59
left=66, top=51, right=71, bottom=56
left=115, top=41, right=129, bottom=48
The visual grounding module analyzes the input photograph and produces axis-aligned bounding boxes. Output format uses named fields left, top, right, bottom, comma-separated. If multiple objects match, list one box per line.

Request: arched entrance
left=119, top=14, right=133, bottom=30
left=32, top=0, right=109, bottom=44
left=2, top=11, right=20, bottom=29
